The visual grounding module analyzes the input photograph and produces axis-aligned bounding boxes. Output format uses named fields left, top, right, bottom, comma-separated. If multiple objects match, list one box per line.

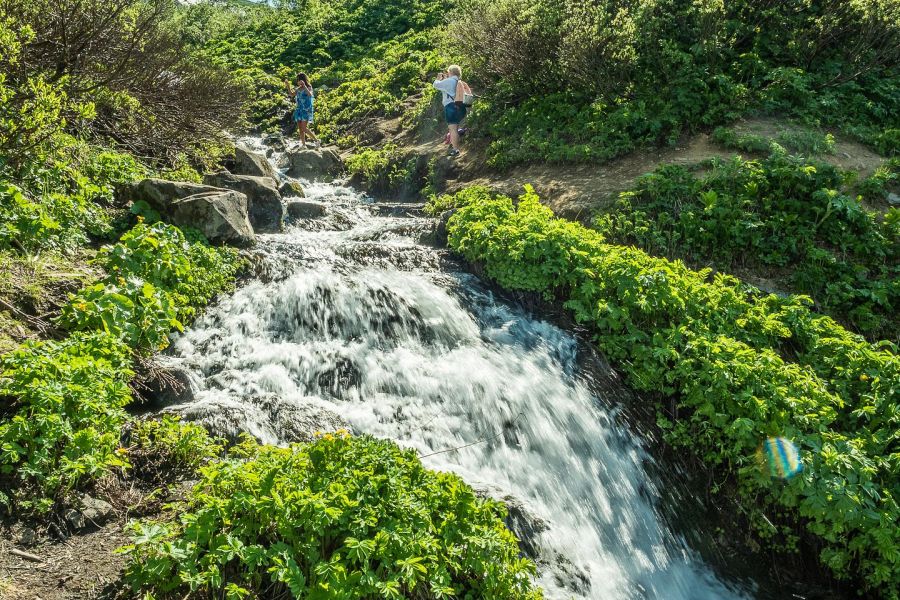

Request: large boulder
left=130, top=179, right=255, bottom=246
left=286, top=199, right=327, bottom=220
left=203, top=171, right=285, bottom=233
left=279, top=180, right=306, bottom=199
left=233, top=142, right=278, bottom=180
left=285, top=146, right=343, bottom=180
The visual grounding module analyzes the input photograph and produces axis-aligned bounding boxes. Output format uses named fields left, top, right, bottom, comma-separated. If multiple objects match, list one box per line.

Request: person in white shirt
left=433, top=65, right=471, bottom=157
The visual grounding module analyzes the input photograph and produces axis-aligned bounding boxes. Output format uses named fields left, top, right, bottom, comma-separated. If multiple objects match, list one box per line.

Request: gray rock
left=129, top=178, right=256, bottom=246
left=80, top=494, right=114, bottom=525
left=165, top=394, right=350, bottom=445
left=887, top=192, right=900, bottom=206
left=285, top=146, right=343, bottom=180
left=279, top=180, right=306, bottom=199
left=233, top=142, right=278, bottom=180
left=142, top=362, right=196, bottom=407
left=18, top=527, right=38, bottom=546
left=287, top=199, right=327, bottom=220
left=262, top=132, right=286, bottom=152
left=64, top=508, right=86, bottom=530
left=130, top=178, right=222, bottom=207
left=203, top=171, right=285, bottom=233
left=473, top=484, right=548, bottom=559
left=169, top=191, right=256, bottom=247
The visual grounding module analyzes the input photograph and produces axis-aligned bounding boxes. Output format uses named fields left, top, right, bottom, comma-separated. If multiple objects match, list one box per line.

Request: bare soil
left=369, top=112, right=891, bottom=222
left=0, top=520, right=130, bottom=600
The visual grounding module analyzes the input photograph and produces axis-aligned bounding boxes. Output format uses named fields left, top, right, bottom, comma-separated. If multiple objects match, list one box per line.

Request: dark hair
left=296, top=73, right=310, bottom=85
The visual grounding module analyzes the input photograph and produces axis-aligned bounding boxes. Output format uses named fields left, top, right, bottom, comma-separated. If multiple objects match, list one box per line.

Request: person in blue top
left=433, top=65, right=471, bottom=157
left=285, top=73, right=320, bottom=148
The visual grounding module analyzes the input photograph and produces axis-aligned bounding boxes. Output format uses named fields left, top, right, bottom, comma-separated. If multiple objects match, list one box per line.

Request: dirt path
left=376, top=113, right=890, bottom=221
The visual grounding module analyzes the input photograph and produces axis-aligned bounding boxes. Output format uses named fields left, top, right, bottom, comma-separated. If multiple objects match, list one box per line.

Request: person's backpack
left=455, top=81, right=475, bottom=107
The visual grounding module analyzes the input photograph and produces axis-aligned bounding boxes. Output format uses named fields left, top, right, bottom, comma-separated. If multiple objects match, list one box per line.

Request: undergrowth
left=435, top=184, right=900, bottom=597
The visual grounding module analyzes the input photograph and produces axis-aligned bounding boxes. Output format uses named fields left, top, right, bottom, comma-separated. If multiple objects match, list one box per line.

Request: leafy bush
left=594, top=152, right=899, bottom=339
left=711, top=127, right=772, bottom=154
left=453, top=0, right=898, bottom=168
left=122, top=433, right=542, bottom=599
left=0, top=333, right=133, bottom=511
left=442, top=184, right=900, bottom=597
left=126, top=416, right=223, bottom=484
left=59, top=220, right=243, bottom=351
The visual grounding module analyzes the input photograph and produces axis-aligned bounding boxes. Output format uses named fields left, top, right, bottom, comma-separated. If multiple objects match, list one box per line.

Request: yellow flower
left=136, top=215, right=145, bottom=223
left=859, top=374, right=869, bottom=382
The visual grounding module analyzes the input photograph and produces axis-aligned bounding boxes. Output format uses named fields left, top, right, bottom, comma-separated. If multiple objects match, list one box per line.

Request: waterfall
left=159, top=137, right=752, bottom=599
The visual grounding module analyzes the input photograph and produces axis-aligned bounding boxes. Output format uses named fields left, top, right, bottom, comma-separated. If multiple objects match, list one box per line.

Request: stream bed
left=157, top=138, right=757, bottom=599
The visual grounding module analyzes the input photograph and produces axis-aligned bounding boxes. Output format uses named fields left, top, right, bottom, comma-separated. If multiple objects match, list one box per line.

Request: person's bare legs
left=298, top=120, right=308, bottom=147
left=306, top=127, right=320, bottom=147
left=448, top=124, right=460, bottom=151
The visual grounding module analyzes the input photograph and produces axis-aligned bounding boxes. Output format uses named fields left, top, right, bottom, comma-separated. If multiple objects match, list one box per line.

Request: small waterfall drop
left=161, top=137, right=752, bottom=599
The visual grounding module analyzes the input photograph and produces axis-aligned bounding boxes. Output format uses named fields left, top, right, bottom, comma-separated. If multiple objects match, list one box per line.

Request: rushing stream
left=159, top=138, right=753, bottom=599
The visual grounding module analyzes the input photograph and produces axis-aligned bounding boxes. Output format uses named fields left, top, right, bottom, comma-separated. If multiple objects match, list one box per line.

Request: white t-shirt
left=433, top=76, right=459, bottom=106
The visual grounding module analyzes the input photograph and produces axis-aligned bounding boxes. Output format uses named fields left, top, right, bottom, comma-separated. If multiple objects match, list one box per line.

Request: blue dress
left=293, top=87, right=314, bottom=123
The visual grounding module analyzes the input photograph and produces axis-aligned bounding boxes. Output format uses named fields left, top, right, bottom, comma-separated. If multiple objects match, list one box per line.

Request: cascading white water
left=160, top=138, right=753, bottom=599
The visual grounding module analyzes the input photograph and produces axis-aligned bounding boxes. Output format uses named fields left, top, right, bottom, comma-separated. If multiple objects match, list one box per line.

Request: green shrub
left=127, top=416, right=223, bottom=483
left=594, top=153, right=899, bottom=339
left=442, top=185, right=900, bottom=597
left=58, top=220, right=243, bottom=351
left=346, top=143, right=415, bottom=191
left=711, top=126, right=771, bottom=154
left=0, top=333, right=133, bottom=511
left=121, top=433, right=542, bottom=599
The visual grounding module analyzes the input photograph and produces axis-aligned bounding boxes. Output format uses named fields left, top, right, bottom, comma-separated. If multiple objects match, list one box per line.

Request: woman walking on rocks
left=433, top=65, right=471, bottom=157
left=286, top=73, right=320, bottom=148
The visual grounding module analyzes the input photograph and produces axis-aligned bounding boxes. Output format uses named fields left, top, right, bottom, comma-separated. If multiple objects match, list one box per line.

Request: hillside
left=1, top=0, right=899, bottom=599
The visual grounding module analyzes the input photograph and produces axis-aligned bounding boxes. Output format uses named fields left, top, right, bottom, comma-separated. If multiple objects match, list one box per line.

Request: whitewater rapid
left=159, top=138, right=752, bottom=599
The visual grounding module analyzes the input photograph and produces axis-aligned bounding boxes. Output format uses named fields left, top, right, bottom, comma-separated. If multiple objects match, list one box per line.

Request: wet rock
left=262, top=132, right=286, bottom=152
left=888, top=192, right=900, bottom=206
left=80, top=494, right=114, bottom=525
left=166, top=394, right=350, bottom=445
left=203, top=171, right=285, bottom=233
left=287, top=199, right=327, bottom=220
left=285, top=146, right=344, bottom=180
left=141, top=362, right=196, bottom=408
left=432, top=209, right=456, bottom=247
left=279, top=180, right=306, bottom=199
left=473, top=485, right=589, bottom=595
left=473, top=485, right=548, bottom=559
left=233, top=142, right=278, bottom=180
left=316, top=357, right=362, bottom=397
left=129, top=179, right=255, bottom=247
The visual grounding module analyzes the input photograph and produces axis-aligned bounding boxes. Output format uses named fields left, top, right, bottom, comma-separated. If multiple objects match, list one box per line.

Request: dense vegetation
left=456, top=0, right=899, bottom=167
left=122, top=433, right=541, bottom=599
left=594, top=150, right=900, bottom=340
left=432, top=185, right=899, bottom=597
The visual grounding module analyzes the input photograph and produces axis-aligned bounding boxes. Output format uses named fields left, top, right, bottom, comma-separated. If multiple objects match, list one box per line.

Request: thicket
left=0, top=0, right=246, bottom=168
left=453, top=0, right=900, bottom=167
left=594, top=151, right=900, bottom=340
left=122, top=433, right=542, bottom=599
left=433, top=185, right=900, bottom=597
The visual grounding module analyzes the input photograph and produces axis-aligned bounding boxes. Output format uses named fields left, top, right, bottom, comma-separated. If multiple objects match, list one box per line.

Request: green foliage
left=594, top=153, right=899, bottom=339
left=442, top=184, right=900, bottom=597
left=857, top=158, right=900, bottom=202
left=127, top=416, right=223, bottom=481
left=456, top=0, right=899, bottom=167
left=194, top=1, right=448, bottom=139
left=712, top=127, right=772, bottom=154
left=0, top=333, right=133, bottom=510
left=122, top=433, right=542, bottom=599
left=59, top=221, right=244, bottom=351
left=346, top=143, right=415, bottom=191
